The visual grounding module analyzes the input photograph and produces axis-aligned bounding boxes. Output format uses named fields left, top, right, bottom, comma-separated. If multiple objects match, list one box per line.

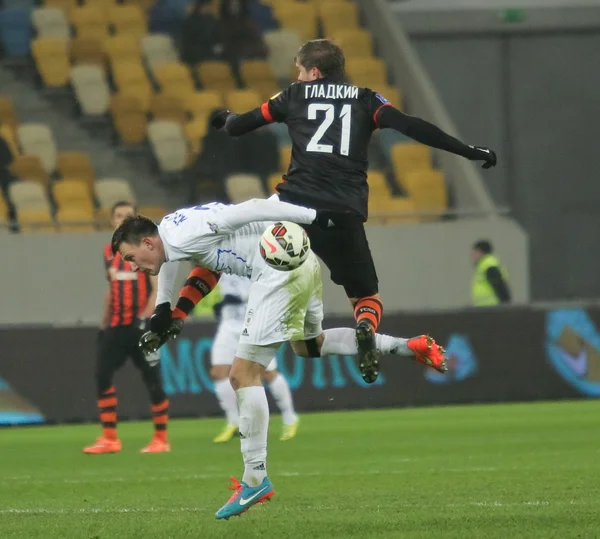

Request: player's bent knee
left=211, top=365, right=231, bottom=380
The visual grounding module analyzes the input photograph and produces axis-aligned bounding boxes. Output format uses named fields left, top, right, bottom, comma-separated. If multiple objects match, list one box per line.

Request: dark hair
left=111, top=200, right=136, bottom=217
left=111, top=216, right=158, bottom=255
left=473, top=240, right=493, bottom=254
left=296, top=39, right=345, bottom=81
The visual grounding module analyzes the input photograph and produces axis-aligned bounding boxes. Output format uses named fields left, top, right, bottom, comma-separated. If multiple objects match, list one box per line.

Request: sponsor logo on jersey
left=242, top=328, right=249, bottom=337
left=375, top=93, right=389, bottom=104
left=270, top=91, right=282, bottom=100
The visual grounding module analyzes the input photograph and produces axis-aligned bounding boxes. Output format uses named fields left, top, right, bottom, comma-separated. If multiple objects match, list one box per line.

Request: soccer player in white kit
left=111, top=197, right=447, bottom=520
left=211, top=273, right=299, bottom=443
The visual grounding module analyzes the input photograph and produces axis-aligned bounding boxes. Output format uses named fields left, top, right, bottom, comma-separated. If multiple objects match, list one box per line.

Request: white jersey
left=218, top=273, right=250, bottom=322
left=155, top=198, right=316, bottom=305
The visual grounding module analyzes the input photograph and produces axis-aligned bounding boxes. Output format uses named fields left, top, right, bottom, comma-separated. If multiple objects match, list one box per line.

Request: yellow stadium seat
left=332, top=28, right=373, bottom=58
left=185, top=91, right=223, bottom=118
left=44, top=0, right=78, bottom=13
left=367, top=171, right=391, bottom=197
left=402, top=170, right=447, bottom=216
left=240, top=59, right=278, bottom=87
left=280, top=145, right=292, bottom=171
left=105, top=34, right=141, bottom=65
left=70, top=5, right=109, bottom=40
left=0, top=96, right=17, bottom=132
left=31, top=38, right=70, bottom=88
left=150, top=94, right=187, bottom=124
left=153, top=62, right=196, bottom=99
left=85, top=0, right=118, bottom=7
left=0, top=124, right=19, bottom=157
left=56, top=152, right=95, bottom=192
left=225, top=89, right=263, bottom=112
left=9, top=155, right=50, bottom=188
left=18, top=209, right=57, bottom=232
left=0, top=193, right=7, bottom=222
left=268, top=172, right=284, bottom=194
left=275, top=3, right=318, bottom=41
left=56, top=207, right=97, bottom=232
left=123, top=0, right=155, bottom=10
left=70, top=37, right=105, bottom=67
left=54, top=179, right=94, bottom=209
left=106, top=4, right=147, bottom=37
left=111, top=94, right=147, bottom=144
left=346, top=57, right=387, bottom=88
left=111, top=61, right=152, bottom=110
left=391, top=142, right=433, bottom=188
left=369, top=196, right=419, bottom=224
left=138, top=205, right=168, bottom=223
left=319, top=1, right=359, bottom=35
left=184, top=117, right=209, bottom=155
left=196, top=61, right=237, bottom=91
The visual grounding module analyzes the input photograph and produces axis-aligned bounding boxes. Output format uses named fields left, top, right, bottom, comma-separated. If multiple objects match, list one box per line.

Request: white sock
left=320, top=328, right=412, bottom=356
left=214, top=378, right=239, bottom=427
left=236, top=386, right=269, bottom=487
left=268, top=373, right=298, bottom=426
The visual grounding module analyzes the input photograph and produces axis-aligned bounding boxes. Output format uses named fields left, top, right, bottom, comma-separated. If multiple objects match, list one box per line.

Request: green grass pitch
left=1, top=400, right=599, bottom=539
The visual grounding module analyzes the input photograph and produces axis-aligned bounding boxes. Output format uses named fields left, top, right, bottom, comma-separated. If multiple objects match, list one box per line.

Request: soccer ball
left=259, top=221, right=311, bottom=271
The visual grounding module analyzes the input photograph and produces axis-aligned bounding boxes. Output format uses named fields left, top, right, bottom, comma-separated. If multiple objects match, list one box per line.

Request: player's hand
left=149, top=302, right=172, bottom=335
left=314, top=209, right=356, bottom=229
left=469, top=146, right=497, bottom=169
left=211, top=109, right=231, bottom=130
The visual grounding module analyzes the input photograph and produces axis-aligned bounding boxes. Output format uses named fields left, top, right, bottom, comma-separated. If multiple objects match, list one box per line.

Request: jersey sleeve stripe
left=373, top=103, right=392, bottom=127
left=261, top=102, right=274, bottom=123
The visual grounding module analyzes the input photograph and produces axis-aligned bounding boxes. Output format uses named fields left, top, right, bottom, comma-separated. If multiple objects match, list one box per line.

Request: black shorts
left=97, top=325, right=153, bottom=378
left=302, top=219, right=379, bottom=299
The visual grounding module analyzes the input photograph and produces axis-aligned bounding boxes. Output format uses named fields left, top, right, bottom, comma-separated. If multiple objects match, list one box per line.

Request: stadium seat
left=43, top=0, right=77, bottom=13
left=150, top=94, right=187, bottom=124
left=138, top=205, right=168, bottom=223
left=225, top=90, right=263, bottom=112
left=70, top=37, right=105, bottom=67
left=0, top=193, right=8, bottom=223
left=402, top=170, right=447, bottom=217
left=53, top=179, right=94, bottom=210
left=225, top=174, right=266, bottom=204
left=9, top=182, right=54, bottom=232
left=367, top=170, right=392, bottom=197
left=196, top=61, right=237, bottom=91
left=184, top=116, right=209, bottom=155
left=346, top=57, right=388, bottom=88
left=110, top=94, right=147, bottom=144
left=153, top=62, right=196, bottom=99
left=95, top=178, right=136, bottom=209
left=0, top=96, right=18, bottom=132
left=111, top=61, right=152, bottom=110
left=0, top=124, right=20, bottom=157
left=31, top=37, right=71, bottom=88
left=0, top=9, right=33, bottom=58
left=147, top=120, right=188, bottom=173
left=142, top=34, right=178, bottom=68
left=240, top=60, right=279, bottom=97
left=32, top=8, right=70, bottom=40
left=123, top=0, right=155, bottom=9
left=9, top=155, right=50, bottom=188
left=185, top=91, right=223, bottom=119
left=263, top=29, right=302, bottom=81
left=332, top=28, right=373, bottom=59
left=17, top=124, right=57, bottom=175
left=56, top=152, right=95, bottom=191
left=267, top=172, right=284, bottom=194
left=391, top=142, right=433, bottom=188
left=17, top=209, right=57, bottom=232
left=319, top=1, right=359, bottom=35
left=106, top=5, right=147, bottom=37
left=85, top=0, right=119, bottom=7
left=280, top=145, right=292, bottom=171
left=369, top=195, right=419, bottom=224
left=274, top=2, right=317, bottom=41
left=55, top=207, right=97, bottom=232
left=71, top=65, right=110, bottom=116
left=69, top=5, right=109, bottom=40
left=104, top=34, right=141, bottom=65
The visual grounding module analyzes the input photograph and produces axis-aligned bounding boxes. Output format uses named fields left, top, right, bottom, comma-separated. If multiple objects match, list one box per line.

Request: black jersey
left=260, top=79, right=392, bottom=219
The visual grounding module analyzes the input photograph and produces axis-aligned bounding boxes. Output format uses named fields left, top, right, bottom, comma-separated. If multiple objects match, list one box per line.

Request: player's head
left=295, top=39, right=345, bottom=82
left=111, top=216, right=165, bottom=275
left=472, top=239, right=493, bottom=263
left=110, top=201, right=136, bottom=230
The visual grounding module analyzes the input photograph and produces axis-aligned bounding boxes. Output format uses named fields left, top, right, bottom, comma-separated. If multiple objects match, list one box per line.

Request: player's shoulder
left=159, top=203, right=227, bottom=246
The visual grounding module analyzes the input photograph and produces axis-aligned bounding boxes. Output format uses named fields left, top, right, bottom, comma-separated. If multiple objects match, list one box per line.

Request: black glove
left=469, top=146, right=497, bottom=169
left=139, top=318, right=184, bottom=355
left=314, top=209, right=357, bottom=230
left=149, top=303, right=172, bottom=335
left=211, top=109, right=232, bottom=130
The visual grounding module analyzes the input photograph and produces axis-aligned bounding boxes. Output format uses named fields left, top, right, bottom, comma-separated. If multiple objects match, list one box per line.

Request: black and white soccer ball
left=259, top=221, right=311, bottom=271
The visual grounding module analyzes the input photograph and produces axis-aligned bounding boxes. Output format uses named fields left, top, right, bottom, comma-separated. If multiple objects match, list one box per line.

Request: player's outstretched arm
left=376, top=106, right=497, bottom=169
left=211, top=108, right=268, bottom=137
left=172, top=267, right=220, bottom=322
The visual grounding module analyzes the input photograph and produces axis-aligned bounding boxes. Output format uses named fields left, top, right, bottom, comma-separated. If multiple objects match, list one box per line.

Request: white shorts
left=236, top=251, right=324, bottom=367
left=212, top=317, right=277, bottom=371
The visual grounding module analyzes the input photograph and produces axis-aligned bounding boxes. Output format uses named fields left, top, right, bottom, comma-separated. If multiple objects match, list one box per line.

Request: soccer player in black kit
left=212, top=39, right=497, bottom=384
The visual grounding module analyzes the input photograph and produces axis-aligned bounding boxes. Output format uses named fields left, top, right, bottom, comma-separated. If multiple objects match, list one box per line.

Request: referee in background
left=83, top=202, right=170, bottom=454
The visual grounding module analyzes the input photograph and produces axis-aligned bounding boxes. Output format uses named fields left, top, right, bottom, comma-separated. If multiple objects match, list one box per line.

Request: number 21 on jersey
left=307, top=103, right=351, bottom=156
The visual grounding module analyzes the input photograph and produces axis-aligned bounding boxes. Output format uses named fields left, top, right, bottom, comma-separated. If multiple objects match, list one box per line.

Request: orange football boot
left=83, top=436, right=122, bottom=454
left=407, top=335, right=448, bottom=373
left=140, top=437, right=171, bottom=453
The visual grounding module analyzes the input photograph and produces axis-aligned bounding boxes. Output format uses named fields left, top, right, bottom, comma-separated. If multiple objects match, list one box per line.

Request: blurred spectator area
left=0, top=0, right=448, bottom=233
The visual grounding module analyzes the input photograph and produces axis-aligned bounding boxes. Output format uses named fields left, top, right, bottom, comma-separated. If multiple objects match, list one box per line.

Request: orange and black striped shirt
left=103, top=244, right=152, bottom=328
